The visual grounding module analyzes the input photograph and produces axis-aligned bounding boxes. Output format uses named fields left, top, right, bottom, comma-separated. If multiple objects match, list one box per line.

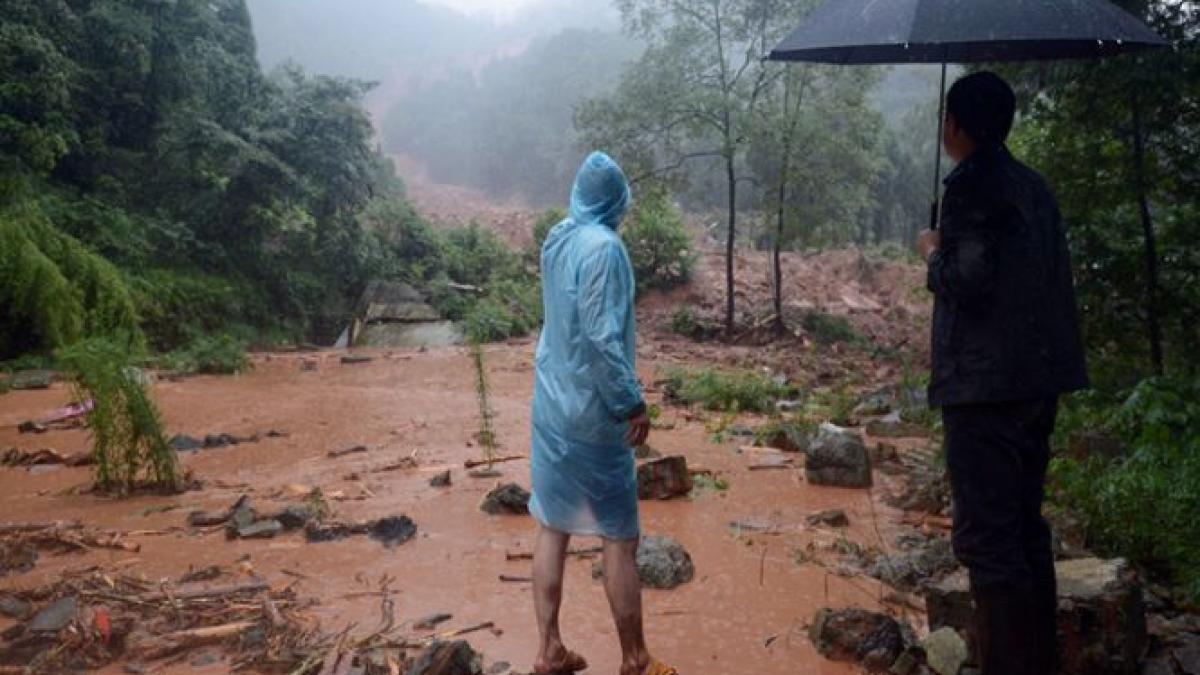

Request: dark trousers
left=943, top=397, right=1058, bottom=675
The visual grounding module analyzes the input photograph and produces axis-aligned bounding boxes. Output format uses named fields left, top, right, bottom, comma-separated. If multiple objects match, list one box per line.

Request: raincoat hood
left=569, top=151, right=631, bottom=230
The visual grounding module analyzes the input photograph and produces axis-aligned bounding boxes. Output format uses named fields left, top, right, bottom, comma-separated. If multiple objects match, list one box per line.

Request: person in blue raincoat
left=528, top=152, right=676, bottom=675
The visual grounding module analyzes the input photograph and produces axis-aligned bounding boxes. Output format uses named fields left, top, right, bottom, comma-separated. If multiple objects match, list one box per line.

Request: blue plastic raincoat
left=529, top=152, right=643, bottom=541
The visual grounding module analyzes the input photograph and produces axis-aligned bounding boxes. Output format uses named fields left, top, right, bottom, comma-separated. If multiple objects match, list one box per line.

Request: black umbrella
left=767, top=0, right=1169, bottom=227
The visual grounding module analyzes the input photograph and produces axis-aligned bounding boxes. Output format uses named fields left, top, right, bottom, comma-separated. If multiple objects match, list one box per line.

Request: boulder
left=408, top=640, right=483, bottom=675
left=867, top=536, right=959, bottom=592
left=479, top=483, right=530, bottom=515
left=922, top=627, right=969, bottom=675
left=592, top=535, right=695, bottom=590
left=368, top=516, right=418, bottom=547
left=808, top=607, right=905, bottom=670
left=756, top=421, right=813, bottom=454
left=924, top=558, right=1147, bottom=675
left=806, top=424, right=872, bottom=488
left=637, top=456, right=693, bottom=500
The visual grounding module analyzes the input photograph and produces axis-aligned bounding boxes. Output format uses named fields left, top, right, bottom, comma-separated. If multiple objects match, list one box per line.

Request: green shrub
left=130, top=269, right=274, bottom=352
left=531, top=208, right=566, bottom=257
left=163, top=334, right=251, bottom=375
left=0, top=202, right=141, bottom=356
left=621, top=188, right=693, bottom=293
left=57, top=337, right=179, bottom=495
left=1049, top=378, right=1200, bottom=600
left=801, top=310, right=860, bottom=345
left=661, top=367, right=797, bottom=414
left=464, top=278, right=542, bottom=344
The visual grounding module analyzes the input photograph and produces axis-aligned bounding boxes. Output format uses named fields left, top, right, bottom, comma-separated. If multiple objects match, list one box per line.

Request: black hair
left=946, top=71, right=1017, bottom=145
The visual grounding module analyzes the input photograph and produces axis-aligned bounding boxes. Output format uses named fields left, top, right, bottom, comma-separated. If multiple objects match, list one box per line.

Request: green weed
left=661, top=367, right=797, bottom=415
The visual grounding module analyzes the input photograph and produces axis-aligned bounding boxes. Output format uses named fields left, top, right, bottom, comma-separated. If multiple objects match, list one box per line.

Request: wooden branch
left=505, top=546, right=602, bottom=561
left=438, top=621, right=495, bottom=639
left=498, top=575, right=533, bottom=583
left=132, top=621, right=256, bottom=660
left=137, top=579, right=269, bottom=603
left=463, top=455, right=526, bottom=470
left=0, top=521, right=81, bottom=534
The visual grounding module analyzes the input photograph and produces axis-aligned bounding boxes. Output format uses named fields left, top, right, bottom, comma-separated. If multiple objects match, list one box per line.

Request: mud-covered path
left=0, top=343, right=918, bottom=674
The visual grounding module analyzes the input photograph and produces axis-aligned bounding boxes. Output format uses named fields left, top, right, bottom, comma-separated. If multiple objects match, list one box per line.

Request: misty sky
left=421, top=0, right=551, bottom=19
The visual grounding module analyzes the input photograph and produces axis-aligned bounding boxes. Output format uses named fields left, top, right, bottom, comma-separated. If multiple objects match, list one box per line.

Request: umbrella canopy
left=769, top=0, right=1170, bottom=64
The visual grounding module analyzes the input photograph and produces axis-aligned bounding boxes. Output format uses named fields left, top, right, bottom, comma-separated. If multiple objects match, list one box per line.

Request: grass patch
left=661, top=367, right=797, bottom=415
left=162, top=334, right=251, bottom=375
left=801, top=311, right=860, bottom=345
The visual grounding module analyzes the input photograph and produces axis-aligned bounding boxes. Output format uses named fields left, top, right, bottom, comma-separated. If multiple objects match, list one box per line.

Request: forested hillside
left=0, top=0, right=540, bottom=359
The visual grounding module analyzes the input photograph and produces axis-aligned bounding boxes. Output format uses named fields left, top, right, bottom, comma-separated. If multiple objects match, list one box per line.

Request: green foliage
left=621, top=188, right=693, bottom=293
left=801, top=311, right=860, bottom=345
left=163, top=334, right=251, bottom=375
left=0, top=202, right=141, bottom=356
left=57, top=337, right=179, bottom=495
left=531, top=208, right=566, bottom=256
left=1049, top=378, right=1200, bottom=600
left=470, top=341, right=499, bottom=460
left=661, top=367, right=797, bottom=415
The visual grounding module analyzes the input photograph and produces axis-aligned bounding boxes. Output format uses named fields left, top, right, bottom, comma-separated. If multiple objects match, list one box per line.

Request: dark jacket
left=928, top=144, right=1088, bottom=408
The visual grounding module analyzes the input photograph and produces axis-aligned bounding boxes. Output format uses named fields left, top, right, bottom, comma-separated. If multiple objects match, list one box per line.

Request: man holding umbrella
left=916, top=71, right=1088, bottom=674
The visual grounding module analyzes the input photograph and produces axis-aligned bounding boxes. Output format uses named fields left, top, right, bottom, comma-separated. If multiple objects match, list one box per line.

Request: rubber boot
left=972, top=587, right=1035, bottom=675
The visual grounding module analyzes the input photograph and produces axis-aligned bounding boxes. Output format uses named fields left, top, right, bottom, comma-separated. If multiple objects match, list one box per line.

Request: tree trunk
left=1130, top=90, right=1165, bottom=375
left=725, top=153, right=737, bottom=338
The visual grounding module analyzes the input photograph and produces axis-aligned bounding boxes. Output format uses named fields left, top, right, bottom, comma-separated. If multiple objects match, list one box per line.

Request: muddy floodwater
left=0, top=344, right=920, bottom=674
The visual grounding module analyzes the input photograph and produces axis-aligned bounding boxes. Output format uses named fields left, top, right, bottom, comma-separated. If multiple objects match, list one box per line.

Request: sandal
left=534, top=648, right=589, bottom=674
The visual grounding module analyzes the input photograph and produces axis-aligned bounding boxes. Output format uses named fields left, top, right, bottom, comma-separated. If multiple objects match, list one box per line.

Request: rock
left=480, top=483, right=530, bottom=515
left=188, top=509, right=230, bottom=527
left=1057, top=557, right=1146, bottom=675
left=0, top=594, right=32, bottom=620
left=224, top=496, right=257, bottom=536
left=430, top=470, right=452, bottom=487
left=10, top=370, right=54, bottom=390
left=17, top=420, right=47, bottom=434
left=867, top=537, right=959, bottom=592
left=368, top=516, right=418, bottom=547
left=203, top=433, right=240, bottom=448
left=922, top=627, right=969, bottom=675
left=807, top=509, right=850, bottom=528
left=273, top=505, right=317, bottom=531
left=408, top=640, right=484, bottom=675
left=925, top=558, right=1147, bottom=675
left=29, top=596, right=78, bottom=634
left=300, top=359, right=319, bottom=372
left=867, top=412, right=930, bottom=439
left=888, top=465, right=950, bottom=514
left=592, top=535, right=695, bottom=590
left=871, top=442, right=900, bottom=464
left=855, top=388, right=896, bottom=417
left=727, top=425, right=755, bottom=439
left=236, top=519, right=283, bottom=539
left=341, top=354, right=374, bottom=365
left=486, top=661, right=511, bottom=675
left=809, top=607, right=905, bottom=668
left=169, top=434, right=204, bottom=452
left=806, top=424, right=872, bottom=488
left=776, top=399, right=803, bottom=413
left=637, top=456, right=693, bottom=500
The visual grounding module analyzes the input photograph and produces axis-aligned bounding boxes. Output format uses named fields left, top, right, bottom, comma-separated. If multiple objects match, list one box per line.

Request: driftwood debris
left=504, top=546, right=602, bottom=561
left=464, top=455, right=526, bottom=469
left=130, top=620, right=257, bottom=660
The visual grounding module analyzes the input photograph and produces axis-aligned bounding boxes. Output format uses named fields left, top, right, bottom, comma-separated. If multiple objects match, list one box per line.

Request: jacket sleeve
left=577, top=239, right=645, bottom=420
left=927, top=183, right=998, bottom=303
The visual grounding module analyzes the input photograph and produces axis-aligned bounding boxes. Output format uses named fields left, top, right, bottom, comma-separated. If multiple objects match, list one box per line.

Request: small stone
left=868, top=537, right=958, bottom=591
left=775, top=399, right=803, bottom=413
left=637, top=456, right=693, bottom=500
left=189, top=649, right=220, bottom=668
left=408, top=639, right=483, bottom=675
left=170, top=434, right=204, bottom=452
left=237, top=520, right=283, bottom=539
left=0, top=594, right=32, bottom=620
left=806, top=424, right=872, bottom=488
left=480, top=483, right=530, bottom=515
left=203, top=433, right=238, bottom=448
left=29, top=596, right=78, bottom=634
left=368, top=516, right=417, bottom=547
left=341, top=354, right=374, bottom=365
left=634, top=444, right=661, bottom=459
left=871, top=442, right=899, bottom=463
left=486, top=661, right=511, bottom=675
left=188, top=510, right=230, bottom=527
left=807, top=509, right=850, bottom=528
left=10, top=370, right=54, bottom=390
left=274, top=505, right=316, bottom=530
left=594, top=535, right=694, bottom=590
left=866, top=412, right=929, bottom=439
left=808, top=607, right=904, bottom=666
left=430, top=470, right=452, bottom=487
left=17, top=420, right=47, bottom=434
left=922, top=627, right=968, bottom=675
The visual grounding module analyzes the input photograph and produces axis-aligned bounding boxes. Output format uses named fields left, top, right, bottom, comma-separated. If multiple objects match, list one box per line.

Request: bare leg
left=602, top=537, right=652, bottom=675
left=533, top=525, right=571, bottom=670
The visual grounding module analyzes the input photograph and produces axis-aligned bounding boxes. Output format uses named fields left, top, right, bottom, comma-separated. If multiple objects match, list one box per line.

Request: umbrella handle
left=929, top=199, right=940, bottom=231
left=930, top=61, right=948, bottom=231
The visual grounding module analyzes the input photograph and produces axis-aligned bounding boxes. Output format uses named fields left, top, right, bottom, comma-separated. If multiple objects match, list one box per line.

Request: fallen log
left=137, top=578, right=269, bottom=603
left=132, top=620, right=256, bottom=660
left=464, top=455, right=526, bottom=470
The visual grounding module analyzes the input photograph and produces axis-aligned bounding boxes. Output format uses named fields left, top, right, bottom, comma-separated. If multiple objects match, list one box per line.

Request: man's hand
left=917, top=229, right=942, bottom=263
left=626, top=412, right=650, bottom=448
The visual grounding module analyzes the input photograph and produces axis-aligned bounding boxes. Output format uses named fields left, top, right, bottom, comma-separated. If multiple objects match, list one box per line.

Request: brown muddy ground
left=0, top=340, right=934, bottom=675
